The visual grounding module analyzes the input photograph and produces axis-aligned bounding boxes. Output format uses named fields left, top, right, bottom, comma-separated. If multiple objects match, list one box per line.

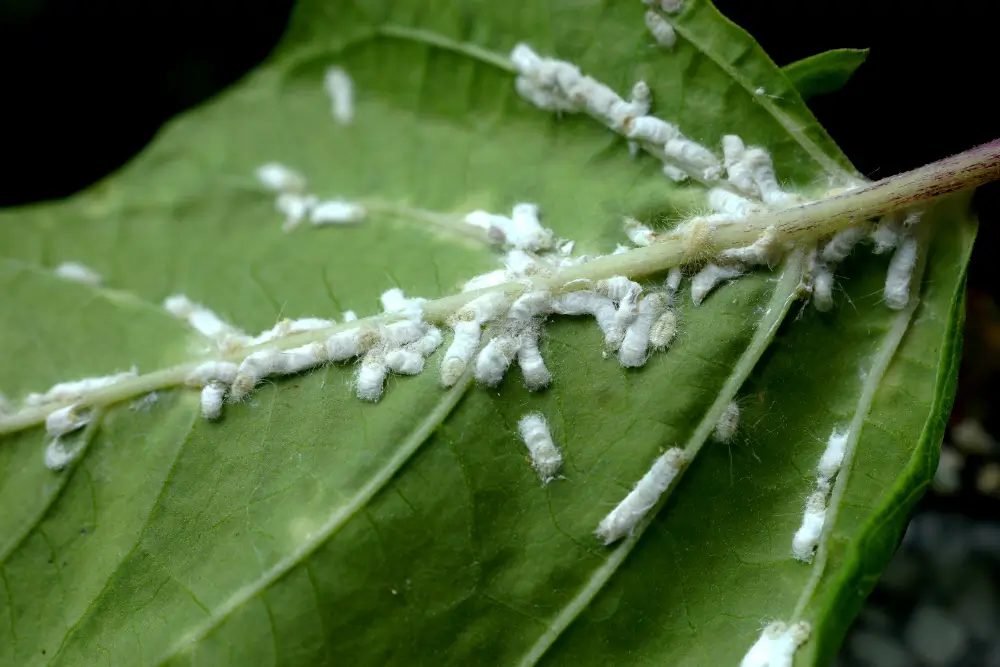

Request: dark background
left=2, top=0, right=999, bottom=663
left=1, top=1, right=997, bottom=211
left=1, top=0, right=997, bottom=289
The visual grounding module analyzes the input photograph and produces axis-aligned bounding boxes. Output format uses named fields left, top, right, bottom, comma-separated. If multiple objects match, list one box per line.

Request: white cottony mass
left=595, top=448, right=685, bottom=544
left=518, top=413, right=563, bottom=482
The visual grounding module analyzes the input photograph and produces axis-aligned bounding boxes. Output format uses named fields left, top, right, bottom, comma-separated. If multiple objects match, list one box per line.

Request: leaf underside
left=0, top=1, right=972, bottom=666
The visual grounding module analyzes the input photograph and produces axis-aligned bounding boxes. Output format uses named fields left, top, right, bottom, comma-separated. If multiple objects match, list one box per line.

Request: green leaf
left=0, top=1, right=971, bottom=666
left=782, top=48, right=869, bottom=100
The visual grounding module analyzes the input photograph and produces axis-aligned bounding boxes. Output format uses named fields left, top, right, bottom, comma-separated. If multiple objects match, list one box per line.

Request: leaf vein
left=516, top=255, right=804, bottom=667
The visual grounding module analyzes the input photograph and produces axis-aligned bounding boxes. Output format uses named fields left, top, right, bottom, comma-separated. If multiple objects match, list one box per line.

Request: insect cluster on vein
left=255, top=162, right=367, bottom=232
left=791, top=428, right=849, bottom=562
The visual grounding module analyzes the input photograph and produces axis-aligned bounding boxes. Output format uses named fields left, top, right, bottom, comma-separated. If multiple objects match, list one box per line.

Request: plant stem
left=1, top=140, right=998, bottom=438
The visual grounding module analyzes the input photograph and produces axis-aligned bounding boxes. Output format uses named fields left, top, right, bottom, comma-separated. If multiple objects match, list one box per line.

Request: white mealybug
left=740, top=621, right=811, bottom=667
left=551, top=290, right=602, bottom=316
left=741, top=624, right=779, bottom=667
left=464, top=209, right=513, bottom=241
left=552, top=290, right=619, bottom=346
left=812, top=263, right=835, bottom=312
left=517, top=412, right=563, bottom=482
left=884, top=234, right=919, bottom=310
left=510, top=44, right=646, bottom=130
left=510, top=42, right=542, bottom=72
left=818, top=429, right=849, bottom=482
left=708, top=187, right=760, bottom=218
left=625, top=115, right=679, bottom=145
left=54, top=261, right=102, bottom=286
left=623, top=217, right=657, bottom=246
left=230, top=347, right=282, bottom=400
left=691, top=263, right=744, bottom=305
left=743, top=147, right=799, bottom=207
left=507, top=202, right=554, bottom=251
left=463, top=269, right=510, bottom=292
left=820, top=225, right=869, bottom=264
left=644, top=10, right=677, bottom=47
left=475, top=334, right=521, bottom=386
left=310, top=199, right=367, bottom=225
left=871, top=212, right=902, bottom=254
left=256, top=162, right=306, bottom=193
left=628, top=80, right=652, bottom=117
left=722, top=134, right=758, bottom=196
left=440, top=321, right=482, bottom=388
left=792, top=491, right=828, bottom=562
left=713, top=401, right=740, bottom=443
left=45, top=404, right=89, bottom=437
left=568, top=70, right=612, bottom=112
left=661, top=164, right=690, bottom=182
left=185, top=361, right=239, bottom=387
left=666, top=267, right=683, bottom=297
left=514, top=75, right=577, bottom=113
left=356, top=350, right=389, bottom=401
left=654, top=0, right=684, bottom=12
left=595, top=448, right=685, bottom=544
left=649, top=309, right=679, bottom=350
left=277, top=193, right=319, bottom=231
left=608, top=89, right=647, bottom=127
left=664, top=136, right=722, bottom=180
left=44, top=436, right=87, bottom=472
left=517, top=328, right=551, bottom=391
left=721, top=133, right=744, bottom=165
left=200, top=382, right=227, bottom=421
left=463, top=291, right=511, bottom=323
left=24, top=369, right=138, bottom=407
left=619, top=293, right=669, bottom=367
left=504, top=249, right=540, bottom=277
left=411, top=326, right=444, bottom=356
left=342, top=310, right=358, bottom=322
left=385, top=348, right=425, bottom=375
left=608, top=286, right=642, bottom=351
left=596, top=275, right=643, bottom=302
left=276, top=342, right=328, bottom=375
left=720, top=226, right=781, bottom=266
left=325, top=327, right=370, bottom=362
left=323, top=66, right=354, bottom=125
left=381, top=320, right=426, bottom=346
left=163, top=294, right=248, bottom=344
left=508, top=290, right=553, bottom=324
left=286, top=317, right=337, bottom=332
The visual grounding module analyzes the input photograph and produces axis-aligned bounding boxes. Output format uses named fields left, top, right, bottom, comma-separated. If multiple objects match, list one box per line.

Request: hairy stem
left=1, top=140, right=998, bottom=438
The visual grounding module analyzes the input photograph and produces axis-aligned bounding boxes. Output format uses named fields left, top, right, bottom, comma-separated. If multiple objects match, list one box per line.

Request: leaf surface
left=782, top=48, right=869, bottom=100
left=0, top=1, right=971, bottom=665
